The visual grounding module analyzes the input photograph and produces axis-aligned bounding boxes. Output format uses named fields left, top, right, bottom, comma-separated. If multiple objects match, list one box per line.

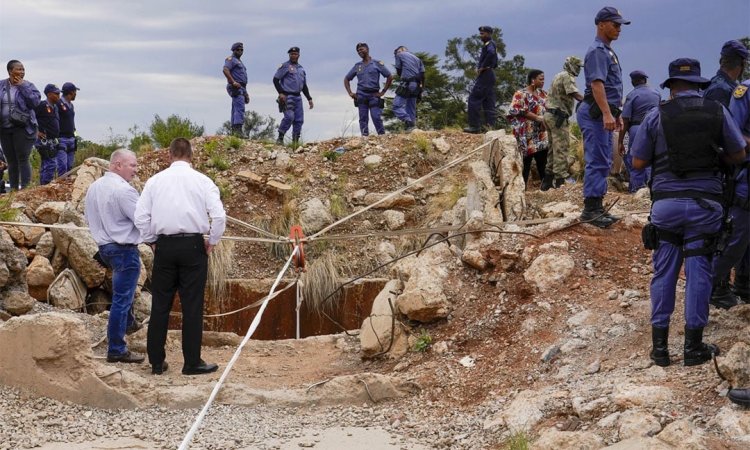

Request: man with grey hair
left=85, top=149, right=145, bottom=364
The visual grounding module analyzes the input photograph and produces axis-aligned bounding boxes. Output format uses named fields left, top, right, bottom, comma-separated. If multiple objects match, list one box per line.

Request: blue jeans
left=650, top=198, right=722, bottom=328
left=99, top=243, right=140, bottom=356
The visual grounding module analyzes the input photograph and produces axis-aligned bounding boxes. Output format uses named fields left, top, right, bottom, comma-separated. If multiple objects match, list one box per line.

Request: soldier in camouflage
left=541, top=56, right=584, bottom=190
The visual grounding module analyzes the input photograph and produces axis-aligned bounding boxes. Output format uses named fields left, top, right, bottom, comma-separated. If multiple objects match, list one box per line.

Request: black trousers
left=147, top=234, right=208, bottom=367
left=522, top=149, right=548, bottom=185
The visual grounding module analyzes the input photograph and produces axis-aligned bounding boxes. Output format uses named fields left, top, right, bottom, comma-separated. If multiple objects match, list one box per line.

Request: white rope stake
left=178, top=245, right=300, bottom=450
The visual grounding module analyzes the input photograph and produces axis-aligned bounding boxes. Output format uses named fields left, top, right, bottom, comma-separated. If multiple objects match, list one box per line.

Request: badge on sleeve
left=378, top=60, right=384, bottom=65
left=226, top=57, right=232, bottom=61
left=734, top=85, right=748, bottom=99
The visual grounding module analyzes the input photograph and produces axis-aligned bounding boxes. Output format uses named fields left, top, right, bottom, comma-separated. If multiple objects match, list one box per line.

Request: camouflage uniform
left=543, top=57, right=583, bottom=180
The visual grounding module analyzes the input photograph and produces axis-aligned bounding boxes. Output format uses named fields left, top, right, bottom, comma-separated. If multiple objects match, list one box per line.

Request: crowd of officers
left=0, top=59, right=80, bottom=190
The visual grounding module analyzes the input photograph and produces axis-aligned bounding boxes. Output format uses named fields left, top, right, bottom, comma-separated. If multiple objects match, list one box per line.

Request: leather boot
left=728, top=388, right=750, bottom=407
left=684, top=326, right=720, bottom=366
left=733, top=276, right=750, bottom=304
left=276, top=132, right=285, bottom=145
left=650, top=325, right=670, bottom=367
left=231, top=124, right=243, bottom=137
left=540, top=174, right=554, bottom=191
left=710, top=278, right=740, bottom=309
left=596, top=197, right=620, bottom=223
left=580, top=197, right=617, bottom=228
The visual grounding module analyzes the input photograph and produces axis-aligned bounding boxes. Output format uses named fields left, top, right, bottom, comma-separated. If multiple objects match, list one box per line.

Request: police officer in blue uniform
left=344, top=43, right=393, bottom=136
left=58, top=82, right=79, bottom=173
left=34, top=84, right=67, bottom=185
left=704, top=40, right=748, bottom=107
left=223, top=42, right=249, bottom=136
left=631, top=58, right=746, bottom=367
left=617, top=70, right=661, bottom=192
left=463, top=26, right=498, bottom=134
left=577, top=7, right=630, bottom=228
left=274, top=47, right=313, bottom=146
left=393, top=46, right=424, bottom=132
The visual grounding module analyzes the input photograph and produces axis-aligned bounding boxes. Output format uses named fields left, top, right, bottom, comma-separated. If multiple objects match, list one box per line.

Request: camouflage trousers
left=543, top=111, right=571, bottom=179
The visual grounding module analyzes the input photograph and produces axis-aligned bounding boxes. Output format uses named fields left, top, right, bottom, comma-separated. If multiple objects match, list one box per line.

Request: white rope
left=177, top=245, right=300, bottom=450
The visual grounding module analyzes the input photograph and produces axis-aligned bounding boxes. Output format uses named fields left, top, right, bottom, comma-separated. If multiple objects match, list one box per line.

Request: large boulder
left=300, top=197, right=333, bottom=234
left=483, top=130, right=525, bottom=221
left=360, top=279, right=410, bottom=358
left=34, top=201, right=67, bottom=224
left=70, top=157, right=109, bottom=208
left=5, top=213, right=45, bottom=247
left=524, top=253, right=576, bottom=292
left=531, top=428, right=603, bottom=450
left=50, top=226, right=105, bottom=288
left=26, top=255, right=55, bottom=301
left=1, top=290, right=35, bottom=315
left=0, top=238, right=29, bottom=290
left=391, top=243, right=453, bottom=322
left=717, top=342, right=750, bottom=387
left=35, top=231, right=55, bottom=259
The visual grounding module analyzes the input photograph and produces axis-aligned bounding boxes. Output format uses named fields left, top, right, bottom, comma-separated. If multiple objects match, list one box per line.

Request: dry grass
left=424, top=178, right=466, bottom=224
left=259, top=200, right=300, bottom=260
left=206, top=240, right=235, bottom=305
left=300, top=251, right=345, bottom=318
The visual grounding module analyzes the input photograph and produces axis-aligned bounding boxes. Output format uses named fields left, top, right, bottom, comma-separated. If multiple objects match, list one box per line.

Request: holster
left=276, top=98, right=285, bottom=113
left=641, top=222, right=659, bottom=250
left=583, top=95, right=622, bottom=120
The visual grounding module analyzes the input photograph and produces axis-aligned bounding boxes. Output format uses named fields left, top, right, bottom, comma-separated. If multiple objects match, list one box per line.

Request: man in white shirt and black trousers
left=135, top=138, right=226, bottom=375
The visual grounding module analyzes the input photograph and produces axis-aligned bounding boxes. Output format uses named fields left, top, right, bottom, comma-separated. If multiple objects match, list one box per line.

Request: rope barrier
left=178, top=245, right=300, bottom=450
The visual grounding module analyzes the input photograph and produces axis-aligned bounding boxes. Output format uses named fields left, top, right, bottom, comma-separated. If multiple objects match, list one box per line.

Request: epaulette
left=733, top=84, right=748, bottom=99
left=226, top=56, right=233, bottom=61
left=378, top=61, right=384, bottom=65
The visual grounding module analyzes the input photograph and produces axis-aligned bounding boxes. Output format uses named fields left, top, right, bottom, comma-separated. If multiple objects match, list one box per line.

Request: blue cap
left=288, top=47, right=300, bottom=53
left=721, top=40, right=749, bottom=59
left=478, top=26, right=493, bottom=33
left=231, top=42, right=243, bottom=51
left=629, top=70, right=648, bottom=80
left=595, top=6, right=631, bottom=25
left=61, top=82, right=79, bottom=93
left=44, top=84, right=61, bottom=95
left=660, top=58, right=710, bottom=89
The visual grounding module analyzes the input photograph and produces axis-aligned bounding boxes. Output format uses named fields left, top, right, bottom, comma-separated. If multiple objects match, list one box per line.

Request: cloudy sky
left=2, top=0, right=748, bottom=144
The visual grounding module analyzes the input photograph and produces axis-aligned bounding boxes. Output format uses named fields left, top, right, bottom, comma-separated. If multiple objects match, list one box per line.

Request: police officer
left=344, top=43, right=393, bottom=136
left=393, top=46, right=425, bottom=132
left=58, top=82, right=79, bottom=173
left=542, top=56, right=584, bottom=190
left=274, top=47, right=313, bottom=147
left=34, top=84, right=66, bottom=185
left=704, top=40, right=749, bottom=107
left=223, top=42, right=249, bottom=136
left=617, top=70, right=661, bottom=193
left=463, top=26, right=498, bottom=134
left=631, top=58, right=746, bottom=367
left=713, top=79, right=750, bottom=309
left=577, top=7, right=630, bottom=228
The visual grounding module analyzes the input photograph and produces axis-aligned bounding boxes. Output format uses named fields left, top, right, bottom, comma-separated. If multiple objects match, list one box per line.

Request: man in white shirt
left=135, top=138, right=226, bottom=375
left=84, top=149, right=145, bottom=364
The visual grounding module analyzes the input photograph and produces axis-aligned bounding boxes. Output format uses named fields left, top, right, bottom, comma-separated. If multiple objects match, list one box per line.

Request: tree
left=443, top=27, right=528, bottom=128
left=148, top=114, right=204, bottom=148
left=741, top=36, right=750, bottom=81
left=217, top=111, right=277, bottom=141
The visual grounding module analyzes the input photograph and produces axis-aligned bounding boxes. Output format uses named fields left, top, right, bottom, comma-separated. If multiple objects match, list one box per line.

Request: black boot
left=404, top=121, right=415, bottom=132
left=291, top=133, right=300, bottom=148
left=540, top=173, right=554, bottom=191
left=650, top=326, right=670, bottom=367
left=710, top=278, right=740, bottom=309
left=232, top=124, right=243, bottom=137
left=276, top=132, right=285, bottom=145
left=684, top=326, right=720, bottom=366
left=597, top=197, right=620, bottom=223
left=733, top=276, right=750, bottom=304
left=728, top=388, right=750, bottom=407
left=580, top=197, right=617, bottom=228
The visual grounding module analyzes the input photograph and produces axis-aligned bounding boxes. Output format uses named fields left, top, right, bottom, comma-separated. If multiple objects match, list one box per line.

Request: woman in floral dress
left=508, top=69, right=549, bottom=187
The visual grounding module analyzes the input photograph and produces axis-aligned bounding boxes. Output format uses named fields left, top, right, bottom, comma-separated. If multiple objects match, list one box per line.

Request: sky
left=1, top=0, right=748, bottom=144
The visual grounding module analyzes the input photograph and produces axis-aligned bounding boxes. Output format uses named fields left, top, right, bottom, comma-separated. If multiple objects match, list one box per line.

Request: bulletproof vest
left=655, top=96, right=724, bottom=178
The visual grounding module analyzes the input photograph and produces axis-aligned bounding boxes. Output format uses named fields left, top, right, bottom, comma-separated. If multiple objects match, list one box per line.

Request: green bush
left=226, top=136, right=243, bottom=150
left=413, top=329, right=432, bottom=352
left=149, top=114, right=204, bottom=148
left=209, top=155, right=230, bottom=171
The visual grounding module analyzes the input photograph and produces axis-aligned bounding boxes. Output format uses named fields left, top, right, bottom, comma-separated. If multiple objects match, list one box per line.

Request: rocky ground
left=0, top=130, right=748, bottom=449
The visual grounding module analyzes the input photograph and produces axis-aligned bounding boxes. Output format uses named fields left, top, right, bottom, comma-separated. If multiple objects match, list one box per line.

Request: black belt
left=359, top=89, right=379, bottom=94
left=630, top=120, right=642, bottom=126
left=283, top=91, right=301, bottom=96
left=60, top=133, right=75, bottom=138
left=102, top=242, right=137, bottom=248
left=158, top=233, right=203, bottom=238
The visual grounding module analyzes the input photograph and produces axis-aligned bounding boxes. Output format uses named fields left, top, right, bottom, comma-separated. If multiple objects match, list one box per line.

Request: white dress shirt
left=84, top=172, right=141, bottom=246
left=134, top=161, right=226, bottom=245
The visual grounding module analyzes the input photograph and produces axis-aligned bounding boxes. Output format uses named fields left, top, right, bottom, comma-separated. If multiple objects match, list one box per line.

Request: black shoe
left=728, top=388, right=750, bottom=407
left=463, top=126, right=481, bottom=134
left=733, top=277, right=750, bottom=304
left=182, top=359, right=219, bottom=375
left=152, top=361, right=169, bottom=375
left=580, top=197, right=617, bottom=228
left=276, top=133, right=284, bottom=145
left=710, top=280, right=740, bottom=310
left=684, top=327, right=720, bottom=366
left=125, top=321, right=143, bottom=335
left=540, top=174, right=554, bottom=191
left=650, top=325, right=670, bottom=367
left=107, top=351, right=145, bottom=364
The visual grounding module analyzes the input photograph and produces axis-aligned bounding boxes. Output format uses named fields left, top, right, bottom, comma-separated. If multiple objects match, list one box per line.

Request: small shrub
left=0, top=194, right=19, bottom=221
left=411, top=133, right=432, bottom=154
left=149, top=114, right=204, bottom=148
left=503, top=430, right=530, bottom=450
left=216, top=180, right=233, bottom=200
left=413, top=329, right=432, bottom=352
left=323, top=150, right=340, bottom=161
left=226, top=136, right=243, bottom=150
left=329, top=193, right=347, bottom=219
left=203, top=139, right=219, bottom=156
left=209, top=155, right=230, bottom=171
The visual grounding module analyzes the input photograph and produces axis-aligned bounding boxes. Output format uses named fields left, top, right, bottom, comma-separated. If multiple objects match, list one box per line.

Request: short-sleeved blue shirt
left=346, top=59, right=392, bottom=94
left=622, top=84, right=661, bottom=123
left=583, top=37, right=623, bottom=104
left=394, top=51, right=424, bottom=81
left=224, top=55, right=247, bottom=84
left=704, top=69, right=738, bottom=108
left=274, top=61, right=307, bottom=94
left=630, top=90, right=745, bottom=195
